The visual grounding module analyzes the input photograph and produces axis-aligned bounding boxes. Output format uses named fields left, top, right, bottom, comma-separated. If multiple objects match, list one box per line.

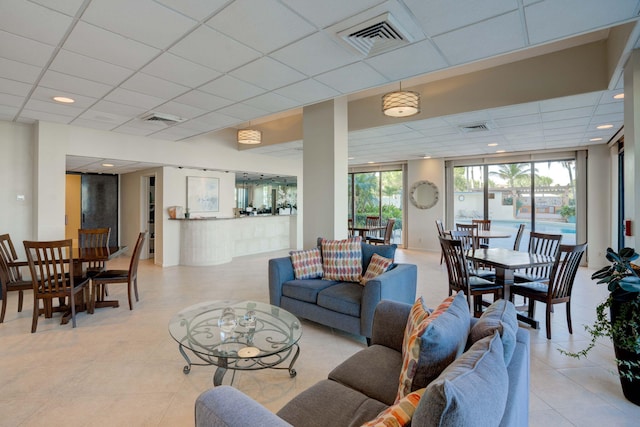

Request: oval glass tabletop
left=168, top=300, right=302, bottom=360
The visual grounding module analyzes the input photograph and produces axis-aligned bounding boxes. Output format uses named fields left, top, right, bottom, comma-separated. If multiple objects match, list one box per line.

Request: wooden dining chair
left=23, top=239, right=89, bottom=333
left=509, top=243, right=587, bottom=339
left=0, top=247, right=32, bottom=323
left=347, top=219, right=354, bottom=237
left=365, top=216, right=382, bottom=240
left=90, top=232, right=146, bottom=312
left=513, top=223, right=526, bottom=250
left=455, top=223, right=479, bottom=249
left=0, top=233, right=26, bottom=281
left=449, top=230, right=495, bottom=281
left=514, top=232, right=562, bottom=284
left=78, top=228, right=111, bottom=277
left=368, top=219, right=395, bottom=245
left=472, top=219, right=491, bottom=248
left=435, top=219, right=446, bottom=264
left=439, top=236, right=502, bottom=317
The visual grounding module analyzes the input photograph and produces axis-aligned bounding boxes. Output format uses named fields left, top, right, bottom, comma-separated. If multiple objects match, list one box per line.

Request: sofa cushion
left=396, top=296, right=435, bottom=401
left=329, top=344, right=402, bottom=406
left=468, top=299, right=518, bottom=365
left=282, top=279, right=337, bottom=303
left=317, top=282, right=362, bottom=317
left=361, top=242, right=397, bottom=271
left=321, top=237, right=363, bottom=282
left=362, top=388, right=425, bottom=427
left=360, top=253, right=393, bottom=285
left=410, top=291, right=471, bottom=395
left=277, top=379, right=387, bottom=427
left=414, top=332, right=508, bottom=427
left=289, top=248, right=323, bottom=279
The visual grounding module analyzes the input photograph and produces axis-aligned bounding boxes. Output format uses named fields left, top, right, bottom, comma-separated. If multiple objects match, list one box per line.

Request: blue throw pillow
left=361, top=242, right=397, bottom=270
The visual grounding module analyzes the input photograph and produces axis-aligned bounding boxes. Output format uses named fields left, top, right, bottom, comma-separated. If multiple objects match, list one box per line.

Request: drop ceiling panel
left=242, top=92, right=299, bottom=113
left=0, top=1, right=72, bottom=44
left=494, top=114, right=541, bottom=128
left=185, top=111, right=239, bottom=129
left=0, top=30, right=56, bottom=67
left=281, top=0, right=383, bottom=28
left=154, top=0, right=229, bottom=21
left=365, top=40, right=449, bottom=81
left=539, top=92, right=602, bottom=111
left=0, top=93, right=24, bottom=108
left=230, top=57, right=306, bottom=91
left=0, top=78, right=31, bottom=98
left=150, top=126, right=203, bottom=140
left=315, top=62, right=388, bottom=94
left=274, top=79, right=341, bottom=104
left=29, top=0, right=84, bottom=17
left=23, top=98, right=84, bottom=117
left=169, top=26, right=261, bottom=72
left=154, top=101, right=208, bottom=121
left=433, top=12, right=525, bottom=65
left=49, top=50, right=133, bottom=86
left=82, top=0, right=196, bottom=49
left=217, top=102, right=270, bottom=121
left=173, top=90, right=234, bottom=111
left=104, top=88, right=165, bottom=110
left=199, top=75, right=266, bottom=102
left=121, top=73, right=190, bottom=100
left=91, top=100, right=147, bottom=117
left=31, top=86, right=96, bottom=109
left=63, top=21, right=160, bottom=70
left=0, top=57, right=42, bottom=84
left=271, top=32, right=358, bottom=76
left=142, top=53, right=220, bottom=88
left=39, top=70, right=112, bottom=99
left=208, top=0, right=316, bottom=54
left=21, top=109, right=74, bottom=124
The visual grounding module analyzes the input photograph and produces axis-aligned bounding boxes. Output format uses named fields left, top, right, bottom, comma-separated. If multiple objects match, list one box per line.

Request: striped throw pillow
left=362, top=388, right=425, bottom=427
left=321, top=236, right=362, bottom=282
left=360, top=253, right=393, bottom=285
left=290, top=248, right=323, bottom=279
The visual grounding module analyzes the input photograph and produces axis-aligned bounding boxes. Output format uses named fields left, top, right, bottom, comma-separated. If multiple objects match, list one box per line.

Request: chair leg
left=545, top=304, right=551, bottom=340
left=528, top=300, right=536, bottom=319
left=566, top=301, right=573, bottom=334
left=127, top=281, right=133, bottom=310
left=70, top=293, right=77, bottom=328
left=31, top=297, right=39, bottom=333
left=18, top=290, right=24, bottom=312
left=134, top=278, right=139, bottom=302
left=0, top=291, right=7, bottom=323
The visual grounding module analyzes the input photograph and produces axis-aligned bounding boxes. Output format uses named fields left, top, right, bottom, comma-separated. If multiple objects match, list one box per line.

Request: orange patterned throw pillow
left=360, top=253, right=393, bottom=285
left=361, top=388, right=425, bottom=427
left=396, top=294, right=457, bottom=402
left=321, top=236, right=363, bottom=282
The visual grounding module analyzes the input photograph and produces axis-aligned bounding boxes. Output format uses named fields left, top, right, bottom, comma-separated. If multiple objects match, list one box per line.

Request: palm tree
left=490, top=163, right=531, bottom=218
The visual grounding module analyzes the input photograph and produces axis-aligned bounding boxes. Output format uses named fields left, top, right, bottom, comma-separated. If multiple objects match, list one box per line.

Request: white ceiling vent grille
left=459, top=122, right=492, bottom=133
left=337, top=13, right=414, bottom=57
left=139, top=112, right=187, bottom=125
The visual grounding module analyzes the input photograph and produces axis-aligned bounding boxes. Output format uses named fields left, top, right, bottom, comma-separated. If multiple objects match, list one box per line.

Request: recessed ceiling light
left=614, top=93, right=624, bottom=99
left=589, top=137, right=603, bottom=142
left=53, top=96, right=75, bottom=103
left=348, top=157, right=354, bottom=160
left=597, top=124, right=613, bottom=129
left=102, top=163, right=114, bottom=167
left=496, top=150, right=506, bottom=153
left=487, top=143, right=498, bottom=147
left=367, top=161, right=375, bottom=164
left=423, top=156, right=431, bottom=159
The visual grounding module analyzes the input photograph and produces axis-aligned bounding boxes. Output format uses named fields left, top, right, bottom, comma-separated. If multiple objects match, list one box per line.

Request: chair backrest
left=471, top=219, right=491, bottom=231
left=439, top=236, right=471, bottom=294
left=365, top=216, right=382, bottom=238
left=513, top=223, right=526, bottom=250
left=382, top=219, right=395, bottom=244
left=0, top=249, right=12, bottom=288
left=128, top=232, right=147, bottom=280
left=79, top=228, right=111, bottom=271
left=547, top=243, right=587, bottom=300
left=23, top=239, right=76, bottom=296
left=0, top=233, right=21, bottom=281
left=449, top=230, right=475, bottom=251
left=435, top=219, right=445, bottom=237
left=524, top=232, right=563, bottom=279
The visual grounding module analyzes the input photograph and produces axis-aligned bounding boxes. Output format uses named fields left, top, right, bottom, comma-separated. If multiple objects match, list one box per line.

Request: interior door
left=81, top=174, right=118, bottom=247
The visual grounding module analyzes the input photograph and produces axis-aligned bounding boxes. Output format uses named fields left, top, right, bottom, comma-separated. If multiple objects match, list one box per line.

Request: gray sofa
left=195, top=296, right=530, bottom=427
left=268, top=242, right=417, bottom=339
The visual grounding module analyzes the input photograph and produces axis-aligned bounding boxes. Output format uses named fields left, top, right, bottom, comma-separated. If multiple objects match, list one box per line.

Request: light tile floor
left=1, top=248, right=639, bottom=426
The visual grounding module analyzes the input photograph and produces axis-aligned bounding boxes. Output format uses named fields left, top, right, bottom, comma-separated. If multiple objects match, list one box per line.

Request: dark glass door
left=81, top=174, right=118, bottom=247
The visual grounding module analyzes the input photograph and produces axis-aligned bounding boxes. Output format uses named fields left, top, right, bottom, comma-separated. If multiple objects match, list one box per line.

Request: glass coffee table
left=168, top=300, right=302, bottom=386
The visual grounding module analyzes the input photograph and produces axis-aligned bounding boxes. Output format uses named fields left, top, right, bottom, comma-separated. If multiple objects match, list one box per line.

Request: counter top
left=169, top=215, right=295, bottom=220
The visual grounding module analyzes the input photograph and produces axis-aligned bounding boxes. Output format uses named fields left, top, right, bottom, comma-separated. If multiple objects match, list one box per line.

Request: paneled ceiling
left=1, top=0, right=640, bottom=171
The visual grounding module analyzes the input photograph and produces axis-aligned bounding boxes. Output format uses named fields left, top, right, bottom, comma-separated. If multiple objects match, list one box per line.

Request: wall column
left=623, top=50, right=640, bottom=249
left=302, top=98, right=348, bottom=247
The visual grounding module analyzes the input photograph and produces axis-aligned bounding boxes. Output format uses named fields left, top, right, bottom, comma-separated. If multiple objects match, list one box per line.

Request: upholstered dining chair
left=509, top=243, right=587, bottom=339
left=471, top=219, right=491, bottom=248
left=0, top=248, right=32, bottom=323
left=368, top=219, right=395, bottom=245
left=439, top=236, right=502, bottom=317
left=78, top=228, right=111, bottom=277
left=90, top=232, right=146, bottom=312
left=23, top=239, right=89, bottom=333
left=514, top=232, right=562, bottom=284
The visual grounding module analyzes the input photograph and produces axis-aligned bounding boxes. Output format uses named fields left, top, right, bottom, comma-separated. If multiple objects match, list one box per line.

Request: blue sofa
left=268, top=242, right=417, bottom=339
left=195, top=297, right=530, bottom=427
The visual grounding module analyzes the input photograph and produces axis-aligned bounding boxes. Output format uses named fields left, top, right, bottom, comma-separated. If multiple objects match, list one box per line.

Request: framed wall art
left=187, top=176, right=219, bottom=212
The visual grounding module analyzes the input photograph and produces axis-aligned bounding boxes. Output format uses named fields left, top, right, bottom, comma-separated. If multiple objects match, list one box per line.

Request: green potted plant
left=558, top=205, right=576, bottom=223
left=561, top=247, right=640, bottom=405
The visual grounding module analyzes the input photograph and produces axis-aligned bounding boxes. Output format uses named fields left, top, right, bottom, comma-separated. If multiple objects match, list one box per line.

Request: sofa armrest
left=361, top=263, right=417, bottom=338
left=269, top=257, right=295, bottom=306
left=370, top=300, right=412, bottom=352
left=196, top=386, right=292, bottom=427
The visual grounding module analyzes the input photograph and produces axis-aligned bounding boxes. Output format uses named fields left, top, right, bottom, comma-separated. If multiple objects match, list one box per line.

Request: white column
left=302, top=98, right=349, bottom=248
left=623, top=50, right=640, bottom=249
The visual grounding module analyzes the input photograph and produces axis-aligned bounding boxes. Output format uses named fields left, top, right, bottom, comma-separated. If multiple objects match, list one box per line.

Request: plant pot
left=610, top=292, right=640, bottom=406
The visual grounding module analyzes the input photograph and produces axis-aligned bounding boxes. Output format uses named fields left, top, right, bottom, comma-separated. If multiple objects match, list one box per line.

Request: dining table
left=466, top=247, right=555, bottom=329
left=72, top=245, right=128, bottom=311
left=349, top=225, right=386, bottom=238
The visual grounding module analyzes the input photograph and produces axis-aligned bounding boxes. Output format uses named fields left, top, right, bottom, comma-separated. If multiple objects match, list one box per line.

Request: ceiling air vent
left=459, top=122, right=492, bottom=133
left=337, top=13, right=414, bottom=57
left=139, top=112, right=187, bottom=125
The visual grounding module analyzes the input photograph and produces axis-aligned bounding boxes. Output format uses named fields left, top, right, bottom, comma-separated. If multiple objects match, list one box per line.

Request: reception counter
left=171, top=215, right=295, bottom=266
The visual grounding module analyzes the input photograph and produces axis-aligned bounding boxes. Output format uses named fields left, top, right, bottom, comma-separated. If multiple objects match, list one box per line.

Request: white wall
left=587, top=144, right=612, bottom=268
left=407, top=158, right=446, bottom=252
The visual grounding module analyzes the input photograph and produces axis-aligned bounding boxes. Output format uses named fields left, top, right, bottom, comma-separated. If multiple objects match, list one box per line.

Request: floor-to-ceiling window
left=348, top=167, right=404, bottom=245
left=450, top=156, right=578, bottom=249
